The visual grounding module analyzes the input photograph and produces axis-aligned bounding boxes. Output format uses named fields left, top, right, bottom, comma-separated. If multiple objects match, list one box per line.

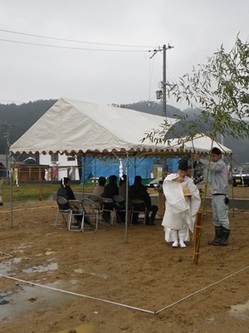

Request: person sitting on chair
left=115, top=175, right=127, bottom=224
left=92, top=176, right=106, bottom=198
left=57, top=177, right=76, bottom=210
left=91, top=176, right=106, bottom=209
left=57, top=177, right=82, bottom=226
left=129, top=175, right=158, bottom=225
left=57, top=177, right=93, bottom=228
left=101, top=175, right=119, bottom=223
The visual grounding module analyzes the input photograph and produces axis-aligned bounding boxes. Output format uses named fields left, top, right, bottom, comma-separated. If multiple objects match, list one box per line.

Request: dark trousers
left=132, top=204, right=158, bottom=225
left=146, top=205, right=158, bottom=224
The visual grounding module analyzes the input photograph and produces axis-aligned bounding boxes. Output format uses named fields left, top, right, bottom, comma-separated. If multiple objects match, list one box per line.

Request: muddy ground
left=0, top=186, right=248, bottom=333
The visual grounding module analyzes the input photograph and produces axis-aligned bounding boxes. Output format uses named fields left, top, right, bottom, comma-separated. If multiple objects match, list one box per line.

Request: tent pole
left=10, top=163, right=13, bottom=227
left=230, top=155, right=235, bottom=217
left=81, top=156, right=86, bottom=200
left=124, top=152, right=129, bottom=244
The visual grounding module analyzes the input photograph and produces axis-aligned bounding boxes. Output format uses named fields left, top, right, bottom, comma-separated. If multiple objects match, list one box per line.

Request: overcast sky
left=0, top=0, right=248, bottom=110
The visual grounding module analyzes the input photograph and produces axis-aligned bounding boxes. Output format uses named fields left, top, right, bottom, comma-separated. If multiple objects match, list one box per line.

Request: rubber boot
left=220, top=228, right=230, bottom=246
left=208, top=226, right=222, bottom=246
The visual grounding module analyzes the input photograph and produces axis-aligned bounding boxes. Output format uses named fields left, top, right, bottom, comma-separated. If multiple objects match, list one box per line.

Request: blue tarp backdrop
left=80, top=157, right=179, bottom=184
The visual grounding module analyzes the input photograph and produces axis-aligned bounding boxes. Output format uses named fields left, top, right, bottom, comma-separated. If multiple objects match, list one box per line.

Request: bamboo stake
left=193, top=211, right=202, bottom=263
left=192, top=145, right=213, bottom=265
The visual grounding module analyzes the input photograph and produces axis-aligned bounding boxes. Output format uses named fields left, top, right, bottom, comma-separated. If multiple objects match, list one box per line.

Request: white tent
left=9, top=97, right=178, bottom=157
left=9, top=98, right=233, bottom=157
left=9, top=97, right=232, bottom=157
left=165, top=134, right=233, bottom=155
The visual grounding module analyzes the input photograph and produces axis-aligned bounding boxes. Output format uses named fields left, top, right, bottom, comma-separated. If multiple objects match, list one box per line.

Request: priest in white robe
left=162, top=159, right=201, bottom=248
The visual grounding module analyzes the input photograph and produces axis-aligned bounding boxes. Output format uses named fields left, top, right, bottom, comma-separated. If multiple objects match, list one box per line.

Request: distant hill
left=0, top=99, right=57, bottom=153
left=181, top=107, right=249, bottom=163
left=0, top=99, right=248, bottom=163
left=120, top=101, right=184, bottom=118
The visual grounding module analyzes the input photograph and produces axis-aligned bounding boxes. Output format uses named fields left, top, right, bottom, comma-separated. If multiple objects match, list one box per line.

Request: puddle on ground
left=229, top=299, right=249, bottom=319
left=0, top=258, right=58, bottom=275
left=0, top=281, right=75, bottom=321
left=22, top=262, right=58, bottom=273
left=0, top=258, right=22, bottom=275
left=0, top=258, right=98, bottom=327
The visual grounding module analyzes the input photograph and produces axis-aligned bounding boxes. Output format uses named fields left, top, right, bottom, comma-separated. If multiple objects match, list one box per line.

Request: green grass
left=0, top=183, right=94, bottom=202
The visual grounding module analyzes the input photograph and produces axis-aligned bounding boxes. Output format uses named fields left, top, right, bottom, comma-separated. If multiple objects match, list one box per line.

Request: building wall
left=39, top=154, right=80, bottom=181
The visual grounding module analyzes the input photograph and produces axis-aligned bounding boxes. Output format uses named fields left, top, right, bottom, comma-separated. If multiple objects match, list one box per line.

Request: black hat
left=61, top=177, right=70, bottom=186
left=211, top=147, right=222, bottom=155
left=178, top=159, right=188, bottom=171
left=134, top=175, right=142, bottom=184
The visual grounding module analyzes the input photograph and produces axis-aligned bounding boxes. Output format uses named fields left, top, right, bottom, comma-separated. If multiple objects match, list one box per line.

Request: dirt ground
left=0, top=186, right=249, bottom=333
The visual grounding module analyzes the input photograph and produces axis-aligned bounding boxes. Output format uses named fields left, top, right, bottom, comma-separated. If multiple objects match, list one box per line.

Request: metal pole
left=124, top=153, right=129, bottom=243
left=162, top=45, right=167, bottom=173
left=10, top=164, right=13, bottom=227
left=163, top=44, right=167, bottom=117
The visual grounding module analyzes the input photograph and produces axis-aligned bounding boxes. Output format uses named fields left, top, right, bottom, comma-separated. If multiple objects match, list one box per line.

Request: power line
left=0, top=37, right=151, bottom=52
left=0, top=28, right=154, bottom=49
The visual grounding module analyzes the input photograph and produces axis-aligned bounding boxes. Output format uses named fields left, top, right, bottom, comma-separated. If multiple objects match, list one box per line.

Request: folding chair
left=130, top=199, right=148, bottom=225
left=67, top=199, right=84, bottom=231
left=55, top=196, right=71, bottom=229
left=101, top=197, right=115, bottom=225
left=88, top=194, right=102, bottom=211
left=81, top=198, right=99, bottom=232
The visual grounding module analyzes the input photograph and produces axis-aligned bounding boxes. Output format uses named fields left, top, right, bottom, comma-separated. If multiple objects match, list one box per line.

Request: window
left=67, top=156, right=76, bottom=161
left=51, top=153, right=58, bottom=163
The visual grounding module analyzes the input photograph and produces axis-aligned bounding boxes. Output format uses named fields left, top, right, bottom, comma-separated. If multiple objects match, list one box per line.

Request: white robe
left=161, top=174, right=201, bottom=242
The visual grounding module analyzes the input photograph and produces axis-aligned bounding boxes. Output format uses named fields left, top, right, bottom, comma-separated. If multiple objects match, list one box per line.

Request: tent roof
left=166, top=134, right=233, bottom=155
left=9, top=97, right=232, bottom=157
left=9, top=97, right=179, bottom=157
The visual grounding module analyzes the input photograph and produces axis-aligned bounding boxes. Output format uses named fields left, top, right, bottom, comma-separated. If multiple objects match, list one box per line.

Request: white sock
left=179, top=240, right=186, bottom=248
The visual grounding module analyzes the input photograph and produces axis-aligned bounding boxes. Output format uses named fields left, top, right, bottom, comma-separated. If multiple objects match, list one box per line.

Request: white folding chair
left=88, top=194, right=102, bottom=211
left=55, top=196, right=71, bottom=229
left=67, top=199, right=84, bottom=231
left=81, top=198, right=99, bottom=232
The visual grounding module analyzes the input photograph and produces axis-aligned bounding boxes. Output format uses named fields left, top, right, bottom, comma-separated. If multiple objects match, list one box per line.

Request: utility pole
left=151, top=43, right=174, bottom=117
left=150, top=44, right=174, bottom=175
left=162, top=44, right=167, bottom=117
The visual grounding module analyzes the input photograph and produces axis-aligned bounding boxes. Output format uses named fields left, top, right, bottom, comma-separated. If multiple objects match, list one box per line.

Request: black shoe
left=208, top=239, right=222, bottom=246
left=145, top=222, right=156, bottom=225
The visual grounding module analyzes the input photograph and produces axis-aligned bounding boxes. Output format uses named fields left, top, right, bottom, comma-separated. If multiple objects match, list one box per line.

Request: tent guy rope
left=1, top=264, right=248, bottom=315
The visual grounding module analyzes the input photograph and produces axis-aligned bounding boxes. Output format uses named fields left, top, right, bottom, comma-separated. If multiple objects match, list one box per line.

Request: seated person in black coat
left=57, top=177, right=92, bottom=227
left=57, top=177, right=76, bottom=210
left=101, top=175, right=119, bottom=223
left=129, top=175, right=158, bottom=225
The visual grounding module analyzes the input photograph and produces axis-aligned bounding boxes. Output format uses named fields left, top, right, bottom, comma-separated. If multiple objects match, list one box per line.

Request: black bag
left=224, top=197, right=229, bottom=205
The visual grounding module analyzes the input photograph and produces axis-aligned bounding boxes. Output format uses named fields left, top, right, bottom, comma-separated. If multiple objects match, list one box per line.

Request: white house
left=39, top=153, right=80, bottom=181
